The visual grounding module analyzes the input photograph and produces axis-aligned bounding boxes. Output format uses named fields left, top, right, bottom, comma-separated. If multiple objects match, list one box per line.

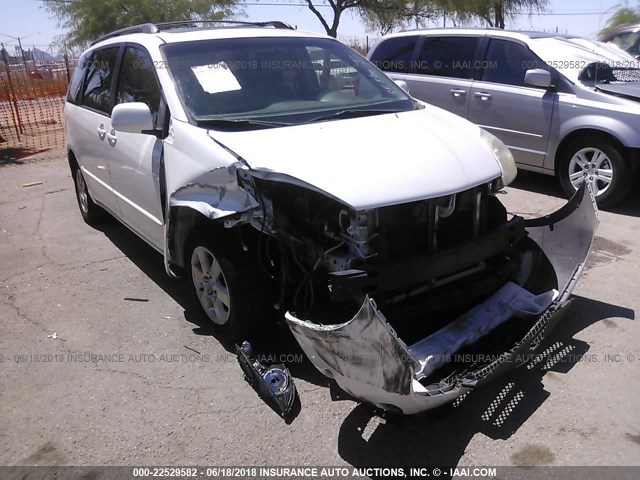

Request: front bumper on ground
left=285, top=184, right=598, bottom=414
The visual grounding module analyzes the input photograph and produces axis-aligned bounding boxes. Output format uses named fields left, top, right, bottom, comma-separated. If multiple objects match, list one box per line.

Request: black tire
left=186, top=233, right=273, bottom=342
left=558, top=137, right=631, bottom=207
left=71, top=161, right=108, bottom=225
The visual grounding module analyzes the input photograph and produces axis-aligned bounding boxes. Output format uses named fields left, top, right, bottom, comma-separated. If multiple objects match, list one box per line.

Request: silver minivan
left=368, top=29, right=640, bottom=206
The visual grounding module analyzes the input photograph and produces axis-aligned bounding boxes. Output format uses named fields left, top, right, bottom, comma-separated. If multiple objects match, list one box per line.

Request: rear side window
left=416, top=37, right=479, bottom=78
left=115, top=46, right=162, bottom=124
left=67, top=53, right=90, bottom=105
left=482, top=39, right=546, bottom=87
left=82, top=47, right=119, bottom=114
left=369, top=36, right=419, bottom=73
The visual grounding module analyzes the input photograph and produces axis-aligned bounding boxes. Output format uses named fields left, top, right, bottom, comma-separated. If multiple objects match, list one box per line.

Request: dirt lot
left=1, top=154, right=640, bottom=471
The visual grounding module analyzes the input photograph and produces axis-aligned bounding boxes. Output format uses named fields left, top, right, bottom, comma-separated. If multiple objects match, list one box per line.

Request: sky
left=0, top=0, right=629, bottom=53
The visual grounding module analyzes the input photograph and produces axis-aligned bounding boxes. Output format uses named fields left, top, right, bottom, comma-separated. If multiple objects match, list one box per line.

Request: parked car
left=64, top=21, right=597, bottom=414
left=601, top=24, right=640, bottom=58
left=368, top=29, right=640, bottom=206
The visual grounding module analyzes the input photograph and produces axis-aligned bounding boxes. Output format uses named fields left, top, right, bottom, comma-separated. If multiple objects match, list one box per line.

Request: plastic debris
left=236, top=341, right=297, bottom=420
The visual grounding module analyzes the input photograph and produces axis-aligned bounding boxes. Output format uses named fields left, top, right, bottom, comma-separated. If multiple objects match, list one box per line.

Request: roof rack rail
left=90, top=19, right=293, bottom=46
left=91, top=23, right=159, bottom=46
left=155, top=20, right=294, bottom=30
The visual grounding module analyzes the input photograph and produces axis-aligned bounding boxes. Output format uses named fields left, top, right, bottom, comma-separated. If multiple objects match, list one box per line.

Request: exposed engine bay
left=232, top=170, right=521, bottom=318
left=216, top=169, right=597, bottom=414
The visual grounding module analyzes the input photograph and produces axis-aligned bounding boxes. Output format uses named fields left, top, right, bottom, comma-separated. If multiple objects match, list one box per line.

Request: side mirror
left=394, top=79, right=410, bottom=94
left=524, top=69, right=552, bottom=89
left=111, top=102, right=154, bottom=134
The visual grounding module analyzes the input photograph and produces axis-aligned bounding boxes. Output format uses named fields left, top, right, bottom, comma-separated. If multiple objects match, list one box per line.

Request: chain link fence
left=0, top=49, right=73, bottom=165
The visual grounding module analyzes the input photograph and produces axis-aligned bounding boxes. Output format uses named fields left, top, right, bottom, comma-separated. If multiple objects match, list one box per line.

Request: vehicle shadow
left=94, top=217, right=636, bottom=442
left=94, top=218, right=330, bottom=389
left=336, top=295, right=635, bottom=471
left=510, top=170, right=640, bottom=217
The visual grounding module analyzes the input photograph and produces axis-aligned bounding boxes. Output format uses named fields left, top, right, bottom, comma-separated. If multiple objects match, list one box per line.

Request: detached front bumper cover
left=286, top=184, right=598, bottom=414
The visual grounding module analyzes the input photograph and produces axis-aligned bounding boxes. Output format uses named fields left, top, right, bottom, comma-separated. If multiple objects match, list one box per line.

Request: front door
left=468, top=38, right=556, bottom=168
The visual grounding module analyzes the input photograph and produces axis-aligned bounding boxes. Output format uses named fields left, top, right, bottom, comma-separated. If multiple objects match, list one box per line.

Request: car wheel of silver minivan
left=559, top=138, right=631, bottom=207
left=72, top=162, right=107, bottom=225
left=186, top=234, right=272, bottom=341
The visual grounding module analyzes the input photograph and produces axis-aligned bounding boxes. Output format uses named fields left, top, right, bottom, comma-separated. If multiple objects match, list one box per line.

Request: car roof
left=376, top=28, right=582, bottom=43
left=88, top=22, right=328, bottom=52
left=156, top=26, right=326, bottom=43
left=611, top=23, right=640, bottom=33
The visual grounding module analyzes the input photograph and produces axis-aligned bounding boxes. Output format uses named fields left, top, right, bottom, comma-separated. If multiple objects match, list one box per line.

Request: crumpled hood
left=208, top=107, right=502, bottom=210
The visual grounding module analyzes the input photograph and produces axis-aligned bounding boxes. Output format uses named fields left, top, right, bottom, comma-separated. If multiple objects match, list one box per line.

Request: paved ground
left=1, top=154, right=640, bottom=469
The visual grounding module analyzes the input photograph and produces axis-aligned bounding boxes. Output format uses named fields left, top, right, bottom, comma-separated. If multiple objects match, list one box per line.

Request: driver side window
left=482, top=39, right=547, bottom=87
left=115, top=46, right=162, bottom=125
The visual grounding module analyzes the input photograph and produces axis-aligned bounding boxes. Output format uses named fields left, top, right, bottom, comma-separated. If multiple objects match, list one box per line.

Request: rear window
left=369, top=36, right=419, bottom=73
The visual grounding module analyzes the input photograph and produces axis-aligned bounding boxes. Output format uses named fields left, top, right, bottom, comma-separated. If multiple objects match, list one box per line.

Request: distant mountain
left=31, top=48, right=56, bottom=62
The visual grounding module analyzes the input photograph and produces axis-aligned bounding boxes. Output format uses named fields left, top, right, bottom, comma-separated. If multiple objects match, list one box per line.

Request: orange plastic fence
left=1, top=68, right=69, bottom=163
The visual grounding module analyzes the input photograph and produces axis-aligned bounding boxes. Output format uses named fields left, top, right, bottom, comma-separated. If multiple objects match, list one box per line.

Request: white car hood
left=208, top=107, right=502, bottom=210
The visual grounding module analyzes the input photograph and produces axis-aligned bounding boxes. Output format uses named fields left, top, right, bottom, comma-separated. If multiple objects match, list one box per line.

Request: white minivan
left=65, top=21, right=597, bottom=414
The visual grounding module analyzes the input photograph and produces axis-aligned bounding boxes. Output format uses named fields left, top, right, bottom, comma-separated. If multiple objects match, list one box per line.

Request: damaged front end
left=167, top=152, right=597, bottom=414
left=284, top=184, right=598, bottom=414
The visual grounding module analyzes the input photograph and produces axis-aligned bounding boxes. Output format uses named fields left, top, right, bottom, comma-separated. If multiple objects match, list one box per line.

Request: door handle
left=97, top=124, right=106, bottom=141
left=106, top=129, right=117, bottom=146
left=474, top=92, right=492, bottom=101
left=450, top=88, right=467, bottom=97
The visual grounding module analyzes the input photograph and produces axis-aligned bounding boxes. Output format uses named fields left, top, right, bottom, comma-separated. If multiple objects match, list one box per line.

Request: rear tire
left=186, top=233, right=273, bottom=342
left=558, top=137, right=631, bottom=207
left=72, top=162, right=108, bottom=225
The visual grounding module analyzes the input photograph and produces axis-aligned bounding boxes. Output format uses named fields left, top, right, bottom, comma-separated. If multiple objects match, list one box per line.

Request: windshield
left=162, top=36, right=415, bottom=127
left=529, top=37, right=640, bottom=84
left=608, top=30, right=640, bottom=57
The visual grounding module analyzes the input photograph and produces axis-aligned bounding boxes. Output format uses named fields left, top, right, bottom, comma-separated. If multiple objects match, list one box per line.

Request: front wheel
left=558, top=138, right=631, bottom=207
left=186, top=236, right=272, bottom=341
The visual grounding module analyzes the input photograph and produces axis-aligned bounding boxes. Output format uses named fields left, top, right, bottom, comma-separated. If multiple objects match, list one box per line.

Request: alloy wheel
left=190, top=246, right=231, bottom=325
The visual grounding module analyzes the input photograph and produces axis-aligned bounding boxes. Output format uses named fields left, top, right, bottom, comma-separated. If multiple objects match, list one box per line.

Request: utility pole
left=1, top=41, right=24, bottom=137
left=17, top=37, right=29, bottom=72
left=32, top=44, right=39, bottom=73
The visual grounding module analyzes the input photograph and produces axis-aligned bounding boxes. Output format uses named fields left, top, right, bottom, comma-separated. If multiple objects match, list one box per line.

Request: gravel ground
left=1, top=154, right=639, bottom=471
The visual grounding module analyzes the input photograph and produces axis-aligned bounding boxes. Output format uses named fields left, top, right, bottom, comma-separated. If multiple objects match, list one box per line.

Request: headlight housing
left=480, top=129, right=517, bottom=187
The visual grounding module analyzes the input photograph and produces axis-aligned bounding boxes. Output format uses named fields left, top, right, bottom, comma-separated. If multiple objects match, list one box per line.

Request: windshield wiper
left=196, top=118, right=293, bottom=129
left=303, top=108, right=398, bottom=124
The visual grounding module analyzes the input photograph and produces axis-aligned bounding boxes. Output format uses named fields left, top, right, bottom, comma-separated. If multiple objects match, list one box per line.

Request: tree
left=362, top=0, right=439, bottom=35
left=600, top=1, right=640, bottom=38
left=42, top=0, right=240, bottom=47
left=355, top=0, right=548, bottom=38
left=433, top=0, right=549, bottom=29
left=304, top=0, right=365, bottom=38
